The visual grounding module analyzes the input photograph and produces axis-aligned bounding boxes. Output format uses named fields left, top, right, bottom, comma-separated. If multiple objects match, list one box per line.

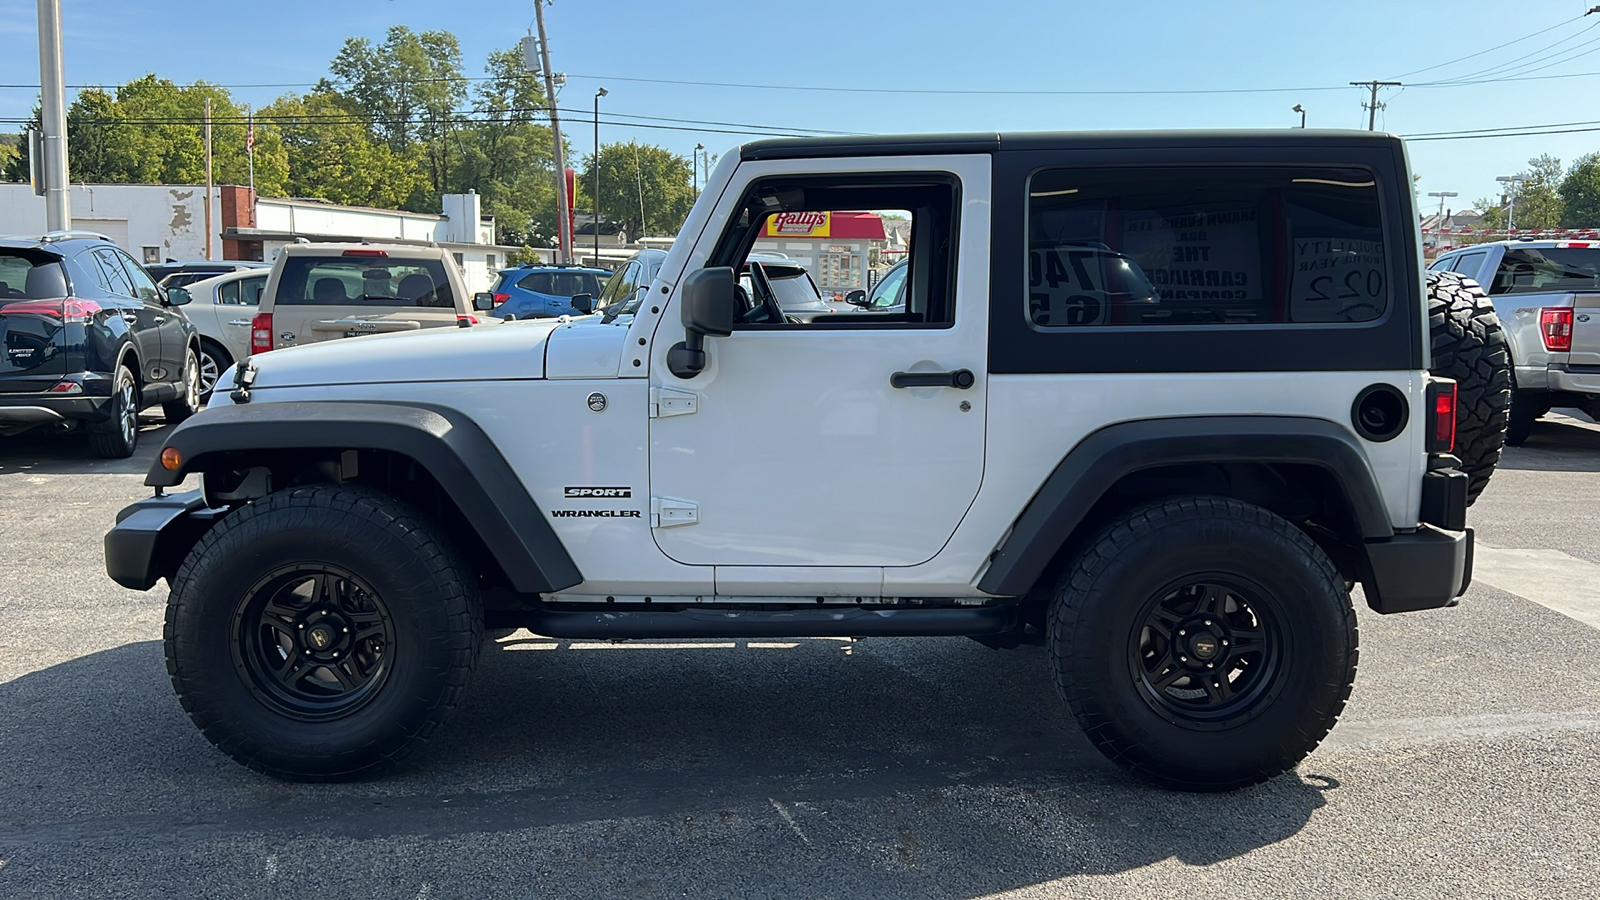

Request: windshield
left=275, top=255, right=456, bottom=307
left=1489, top=247, right=1600, bottom=295
left=868, top=263, right=908, bottom=309
left=741, top=265, right=830, bottom=312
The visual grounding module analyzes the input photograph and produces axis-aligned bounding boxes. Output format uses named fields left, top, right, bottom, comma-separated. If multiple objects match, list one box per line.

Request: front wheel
left=165, top=485, right=483, bottom=781
left=1049, top=497, right=1357, bottom=791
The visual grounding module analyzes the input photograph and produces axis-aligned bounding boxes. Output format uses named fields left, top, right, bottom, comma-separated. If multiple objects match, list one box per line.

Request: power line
left=1387, top=12, right=1590, bottom=79
left=1428, top=25, right=1600, bottom=85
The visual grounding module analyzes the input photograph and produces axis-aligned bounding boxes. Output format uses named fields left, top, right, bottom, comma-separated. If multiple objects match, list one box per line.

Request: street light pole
left=593, top=87, right=606, bottom=267
left=1496, top=175, right=1525, bottom=233
left=35, top=0, right=70, bottom=231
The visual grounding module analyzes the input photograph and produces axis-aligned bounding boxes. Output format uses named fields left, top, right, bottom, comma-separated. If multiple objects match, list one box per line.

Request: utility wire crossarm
left=1349, top=80, right=1402, bottom=130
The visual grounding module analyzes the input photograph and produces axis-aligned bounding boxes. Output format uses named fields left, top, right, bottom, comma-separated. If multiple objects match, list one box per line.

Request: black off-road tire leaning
left=161, top=346, right=202, bottom=424
left=165, top=484, right=483, bottom=781
left=1426, top=271, right=1511, bottom=504
left=1048, top=497, right=1358, bottom=792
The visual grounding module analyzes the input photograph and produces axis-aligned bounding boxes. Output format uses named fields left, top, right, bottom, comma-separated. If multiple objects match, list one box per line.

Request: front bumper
left=105, top=489, right=225, bottom=590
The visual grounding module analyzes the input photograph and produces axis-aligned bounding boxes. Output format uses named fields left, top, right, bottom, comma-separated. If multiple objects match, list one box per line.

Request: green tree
left=1510, top=154, right=1565, bottom=230
left=258, top=90, right=424, bottom=209
left=330, top=26, right=467, bottom=202
left=452, top=46, right=562, bottom=245
left=1560, top=152, right=1600, bottom=228
left=580, top=141, right=695, bottom=240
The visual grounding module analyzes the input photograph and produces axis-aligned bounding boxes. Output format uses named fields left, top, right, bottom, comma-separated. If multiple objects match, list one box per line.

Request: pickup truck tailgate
left=1571, top=293, right=1600, bottom=367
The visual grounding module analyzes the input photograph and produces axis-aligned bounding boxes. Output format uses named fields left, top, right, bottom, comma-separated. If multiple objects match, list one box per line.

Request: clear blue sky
left=4, top=0, right=1599, bottom=213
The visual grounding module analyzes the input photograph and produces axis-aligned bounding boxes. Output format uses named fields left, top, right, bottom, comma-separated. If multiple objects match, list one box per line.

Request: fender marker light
left=160, top=447, right=182, bottom=471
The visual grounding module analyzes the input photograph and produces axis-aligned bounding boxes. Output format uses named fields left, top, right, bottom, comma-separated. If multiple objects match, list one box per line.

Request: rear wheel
left=1505, top=390, right=1544, bottom=446
left=162, top=347, right=202, bottom=423
left=1426, top=271, right=1510, bottom=504
left=165, top=485, right=483, bottom=781
left=1049, top=497, right=1357, bottom=791
left=88, top=365, right=139, bottom=459
left=195, top=339, right=231, bottom=404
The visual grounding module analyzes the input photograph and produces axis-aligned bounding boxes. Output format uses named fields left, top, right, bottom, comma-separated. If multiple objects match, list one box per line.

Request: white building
left=0, top=183, right=516, bottom=293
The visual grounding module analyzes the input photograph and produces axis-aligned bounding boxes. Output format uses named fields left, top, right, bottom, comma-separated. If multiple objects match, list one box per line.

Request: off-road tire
left=165, top=485, right=483, bottom=781
left=88, top=365, right=139, bottom=459
left=1426, top=271, right=1510, bottom=504
left=1048, top=497, right=1358, bottom=792
left=1504, top=390, right=1545, bottom=446
left=161, top=346, right=202, bottom=423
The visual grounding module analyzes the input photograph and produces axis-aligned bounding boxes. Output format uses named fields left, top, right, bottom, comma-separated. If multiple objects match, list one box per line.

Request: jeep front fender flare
left=144, top=400, right=582, bottom=594
left=976, top=415, right=1393, bottom=597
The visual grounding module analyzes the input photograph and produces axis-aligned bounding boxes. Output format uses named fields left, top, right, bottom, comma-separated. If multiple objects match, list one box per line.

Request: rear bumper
left=0, top=392, right=110, bottom=425
left=1363, top=525, right=1473, bottom=614
left=1548, top=364, right=1600, bottom=395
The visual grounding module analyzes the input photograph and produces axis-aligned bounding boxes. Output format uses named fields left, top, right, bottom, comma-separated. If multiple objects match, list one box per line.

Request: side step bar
left=492, top=606, right=1017, bottom=640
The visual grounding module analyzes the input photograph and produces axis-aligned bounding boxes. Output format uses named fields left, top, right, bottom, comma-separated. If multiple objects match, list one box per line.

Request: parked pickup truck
left=1430, top=240, right=1600, bottom=443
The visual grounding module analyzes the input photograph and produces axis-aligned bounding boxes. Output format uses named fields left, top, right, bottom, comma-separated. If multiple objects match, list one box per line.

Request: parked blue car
left=489, top=265, right=612, bottom=319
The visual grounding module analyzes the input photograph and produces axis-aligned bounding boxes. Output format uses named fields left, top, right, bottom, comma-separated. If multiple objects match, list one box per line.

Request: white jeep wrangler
left=107, top=131, right=1492, bottom=791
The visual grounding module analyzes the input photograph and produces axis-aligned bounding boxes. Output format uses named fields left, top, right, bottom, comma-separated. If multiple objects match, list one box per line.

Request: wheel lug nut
left=1206, top=662, right=1214, bottom=669
left=1180, top=655, right=1188, bottom=662
left=297, top=623, right=304, bottom=629
left=1221, top=639, right=1229, bottom=646
left=1204, top=619, right=1212, bottom=626
left=1178, top=629, right=1186, bottom=636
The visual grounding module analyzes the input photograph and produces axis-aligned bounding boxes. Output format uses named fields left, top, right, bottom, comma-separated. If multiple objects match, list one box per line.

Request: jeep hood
left=238, top=319, right=560, bottom=389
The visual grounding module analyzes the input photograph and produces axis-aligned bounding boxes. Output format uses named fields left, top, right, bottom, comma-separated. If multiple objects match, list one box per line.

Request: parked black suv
left=0, top=232, right=202, bottom=457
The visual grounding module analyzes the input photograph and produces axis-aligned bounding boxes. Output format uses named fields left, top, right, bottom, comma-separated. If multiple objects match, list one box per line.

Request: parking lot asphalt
left=2, top=414, right=1599, bottom=898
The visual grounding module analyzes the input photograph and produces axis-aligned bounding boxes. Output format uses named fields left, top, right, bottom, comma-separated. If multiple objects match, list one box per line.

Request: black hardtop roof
left=740, top=129, right=1403, bottom=161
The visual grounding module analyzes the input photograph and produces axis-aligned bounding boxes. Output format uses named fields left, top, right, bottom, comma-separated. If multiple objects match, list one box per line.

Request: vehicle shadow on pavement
left=0, top=636, right=1335, bottom=896
left=1497, top=414, right=1600, bottom=474
left=0, top=416, right=169, bottom=476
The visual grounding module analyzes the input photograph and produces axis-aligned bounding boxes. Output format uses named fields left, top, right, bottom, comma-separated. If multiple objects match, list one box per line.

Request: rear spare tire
left=1426, top=271, right=1510, bottom=505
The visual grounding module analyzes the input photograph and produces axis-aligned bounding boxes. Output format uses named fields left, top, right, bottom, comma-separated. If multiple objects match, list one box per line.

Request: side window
left=1026, top=167, right=1388, bottom=326
left=517, top=272, right=555, bottom=294
left=1450, top=251, right=1487, bottom=281
left=710, top=176, right=959, bottom=327
left=218, top=279, right=240, bottom=304
left=1488, top=247, right=1600, bottom=295
left=240, top=276, right=266, bottom=305
left=600, top=262, right=639, bottom=311
left=114, top=249, right=162, bottom=303
left=92, top=249, right=135, bottom=297
left=1427, top=257, right=1453, bottom=272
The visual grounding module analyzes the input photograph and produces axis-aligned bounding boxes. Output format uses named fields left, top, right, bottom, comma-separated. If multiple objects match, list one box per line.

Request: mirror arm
left=667, top=332, right=706, bottom=378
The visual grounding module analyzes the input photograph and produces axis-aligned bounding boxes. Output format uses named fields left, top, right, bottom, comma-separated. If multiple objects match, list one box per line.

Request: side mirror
left=164, top=287, right=192, bottom=307
left=472, top=291, right=496, bottom=312
left=667, top=267, right=736, bottom=379
left=570, top=292, right=594, bottom=315
left=843, top=289, right=869, bottom=307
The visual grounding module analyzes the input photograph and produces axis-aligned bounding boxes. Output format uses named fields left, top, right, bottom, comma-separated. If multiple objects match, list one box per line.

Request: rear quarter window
left=0, top=253, right=67, bottom=302
left=1488, top=247, right=1600, bottom=295
left=274, top=256, right=456, bottom=308
left=1027, top=167, right=1389, bottom=327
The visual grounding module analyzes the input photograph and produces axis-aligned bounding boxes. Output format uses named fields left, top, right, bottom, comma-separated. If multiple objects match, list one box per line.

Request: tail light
left=492, top=292, right=510, bottom=306
left=457, top=315, right=479, bottom=327
left=1426, top=379, right=1457, bottom=453
left=1540, top=308, right=1573, bottom=352
left=250, top=312, right=273, bottom=354
left=0, top=298, right=100, bottom=323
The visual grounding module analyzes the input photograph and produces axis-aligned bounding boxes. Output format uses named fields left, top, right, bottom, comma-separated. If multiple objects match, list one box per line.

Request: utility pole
left=693, top=143, right=704, bottom=197
left=1350, top=81, right=1401, bottom=131
left=204, top=97, right=214, bottom=260
left=594, top=87, right=606, bottom=266
left=35, top=0, right=70, bottom=231
left=533, top=2, right=571, bottom=264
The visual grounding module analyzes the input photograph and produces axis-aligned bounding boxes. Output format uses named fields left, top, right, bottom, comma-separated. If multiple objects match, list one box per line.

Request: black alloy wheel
left=232, top=566, right=395, bottom=721
left=1129, top=578, right=1283, bottom=727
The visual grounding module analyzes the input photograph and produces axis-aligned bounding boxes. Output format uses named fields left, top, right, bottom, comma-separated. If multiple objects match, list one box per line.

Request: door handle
left=153, top=316, right=166, bottom=324
left=890, top=369, right=975, bottom=390
left=122, top=313, right=138, bottom=323
left=227, top=319, right=251, bottom=326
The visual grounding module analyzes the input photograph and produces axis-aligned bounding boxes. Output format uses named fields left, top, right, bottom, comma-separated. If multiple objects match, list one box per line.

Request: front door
left=647, top=155, right=991, bottom=575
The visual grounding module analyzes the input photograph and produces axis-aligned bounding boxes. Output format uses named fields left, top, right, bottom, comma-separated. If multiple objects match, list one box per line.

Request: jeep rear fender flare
left=976, top=416, right=1393, bottom=597
left=146, top=400, right=582, bottom=594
